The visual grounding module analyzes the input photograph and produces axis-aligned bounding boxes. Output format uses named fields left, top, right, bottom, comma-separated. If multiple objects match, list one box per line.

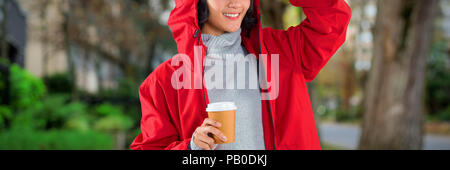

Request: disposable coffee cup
left=206, top=102, right=236, bottom=144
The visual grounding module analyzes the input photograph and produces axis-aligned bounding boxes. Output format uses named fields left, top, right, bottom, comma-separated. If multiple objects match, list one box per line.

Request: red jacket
left=131, top=0, right=351, bottom=150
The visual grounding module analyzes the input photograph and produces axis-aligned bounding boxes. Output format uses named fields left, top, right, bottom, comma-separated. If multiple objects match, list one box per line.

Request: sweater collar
left=201, top=29, right=243, bottom=53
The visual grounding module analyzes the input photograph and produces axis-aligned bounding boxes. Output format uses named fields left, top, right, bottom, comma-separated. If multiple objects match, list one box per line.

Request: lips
left=223, top=13, right=240, bottom=19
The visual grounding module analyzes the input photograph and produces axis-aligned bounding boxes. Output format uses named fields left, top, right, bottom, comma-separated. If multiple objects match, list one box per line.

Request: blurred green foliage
left=0, top=106, right=12, bottom=129
left=98, top=77, right=140, bottom=99
left=335, top=106, right=362, bottom=123
left=0, top=129, right=113, bottom=150
left=317, top=104, right=362, bottom=123
left=0, top=58, right=9, bottom=66
left=43, top=72, right=74, bottom=94
left=426, top=41, right=450, bottom=122
left=94, top=103, right=133, bottom=132
left=0, top=71, right=4, bottom=98
left=9, top=64, right=46, bottom=111
left=0, top=64, right=136, bottom=150
left=12, top=94, right=87, bottom=130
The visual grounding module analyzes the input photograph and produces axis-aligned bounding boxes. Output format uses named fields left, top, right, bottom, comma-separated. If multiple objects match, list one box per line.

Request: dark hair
left=197, top=0, right=257, bottom=35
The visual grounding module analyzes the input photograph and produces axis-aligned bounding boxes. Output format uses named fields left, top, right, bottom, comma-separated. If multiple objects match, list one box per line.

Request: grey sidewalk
left=319, top=122, right=450, bottom=150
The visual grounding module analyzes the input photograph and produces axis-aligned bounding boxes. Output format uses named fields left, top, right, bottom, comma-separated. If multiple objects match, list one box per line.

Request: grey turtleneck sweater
left=190, top=29, right=266, bottom=150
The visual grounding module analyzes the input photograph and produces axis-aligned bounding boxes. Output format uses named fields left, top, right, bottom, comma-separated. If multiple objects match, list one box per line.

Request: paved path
left=319, top=122, right=450, bottom=150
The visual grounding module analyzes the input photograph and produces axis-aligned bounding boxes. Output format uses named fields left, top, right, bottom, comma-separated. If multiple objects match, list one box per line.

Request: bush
left=0, top=129, right=114, bottom=150
left=426, top=42, right=450, bottom=120
left=98, top=78, right=139, bottom=99
left=9, top=64, right=46, bottom=111
left=43, top=72, right=74, bottom=94
left=117, top=78, right=140, bottom=98
left=428, top=106, right=450, bottom=122
left=0, top=106, right=12, bottom=130
left=10, top=94, right=90, bottom=131
left=0, top=67, right=5, bottom=103
left=320, top=105, right=361, bottom=123
left=0, top=64, right=137, bottom=149
left=94, top=103, right=133, bottom=132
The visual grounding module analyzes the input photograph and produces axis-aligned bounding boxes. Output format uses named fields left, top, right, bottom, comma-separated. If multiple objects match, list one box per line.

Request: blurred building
left=0, top=0, right=27, bottom=66
left=17, top=0, right=123, bottom=94
left=18, top=0, right=67, bottom=77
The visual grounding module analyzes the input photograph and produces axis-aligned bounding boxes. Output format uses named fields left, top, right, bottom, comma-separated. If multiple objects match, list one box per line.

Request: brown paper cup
left=206, top=102, right=236, bottom=144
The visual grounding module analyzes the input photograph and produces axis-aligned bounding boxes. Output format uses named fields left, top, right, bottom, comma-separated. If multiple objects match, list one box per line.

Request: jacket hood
left=166, top=0, right=272, bottom=125
left=167, top=0, right=262, bottom=67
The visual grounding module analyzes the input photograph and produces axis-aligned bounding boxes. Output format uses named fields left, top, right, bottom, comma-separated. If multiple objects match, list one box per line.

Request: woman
left=131, top=0, right=351, bottom=150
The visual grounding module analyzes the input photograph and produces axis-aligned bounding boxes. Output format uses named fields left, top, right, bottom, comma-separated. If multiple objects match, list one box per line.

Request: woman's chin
left=224, top=26, right=242, bottom=33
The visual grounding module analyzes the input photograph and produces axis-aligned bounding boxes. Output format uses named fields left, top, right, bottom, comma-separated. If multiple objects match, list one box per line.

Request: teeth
left=224, top=13, right=239, bottom=17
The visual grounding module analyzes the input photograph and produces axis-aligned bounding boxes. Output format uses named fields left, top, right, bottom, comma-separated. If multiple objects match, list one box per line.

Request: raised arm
left=262, top=0, right=351, bottom=82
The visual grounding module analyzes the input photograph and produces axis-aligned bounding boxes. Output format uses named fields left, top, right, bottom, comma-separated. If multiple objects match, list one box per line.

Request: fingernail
left=222, top=136, right=227, bottom=141
left=217, top=122, right=222, bottom=127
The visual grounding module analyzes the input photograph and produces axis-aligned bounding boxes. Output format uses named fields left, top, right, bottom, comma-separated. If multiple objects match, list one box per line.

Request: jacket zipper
left=194, top=29, right=208, bottom=109
left=256, top=23, right=276, bottom=150
left=196, top=26, right=276, bottom=150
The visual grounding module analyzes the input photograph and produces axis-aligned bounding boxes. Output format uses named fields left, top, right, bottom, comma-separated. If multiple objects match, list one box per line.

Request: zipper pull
left=194, top=29, right=200, bottom=41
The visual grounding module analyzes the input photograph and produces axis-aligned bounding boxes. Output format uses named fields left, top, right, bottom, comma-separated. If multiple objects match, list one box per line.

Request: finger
left=197, top=127, right=219, bottom=144
left=205, top=126, right=227, bottom=142
left=194, top=137, right=211, bottom=150
left=195, top=133, right=215, bottom=149
left=195, top=128, right=214, bottom=149
left=202, top=118, right=221, bottom=128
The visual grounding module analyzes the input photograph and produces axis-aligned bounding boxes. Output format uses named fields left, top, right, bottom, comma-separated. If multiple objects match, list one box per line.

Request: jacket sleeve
left=130, top=77, right=190, bottom=150
left=262, top=0, right=351, bottom=82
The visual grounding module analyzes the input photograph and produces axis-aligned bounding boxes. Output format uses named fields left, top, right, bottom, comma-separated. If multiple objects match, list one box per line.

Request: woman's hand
left=192, top=118, right=228, bottom=150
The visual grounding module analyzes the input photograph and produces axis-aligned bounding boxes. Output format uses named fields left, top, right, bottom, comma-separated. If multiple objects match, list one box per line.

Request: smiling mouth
left=223, top=13, right=240, bottom=19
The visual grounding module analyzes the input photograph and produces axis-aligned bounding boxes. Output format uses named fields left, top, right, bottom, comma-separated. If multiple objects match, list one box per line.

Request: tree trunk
left=340, top=47, right=356, bottom=112
left=58, top=0, right=79, bottom=99
left=359, top=0, right=438, bottom=150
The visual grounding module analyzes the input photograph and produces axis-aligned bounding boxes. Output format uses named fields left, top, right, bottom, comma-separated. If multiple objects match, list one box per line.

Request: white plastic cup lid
left=206, top=102, right=237, bottom=112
